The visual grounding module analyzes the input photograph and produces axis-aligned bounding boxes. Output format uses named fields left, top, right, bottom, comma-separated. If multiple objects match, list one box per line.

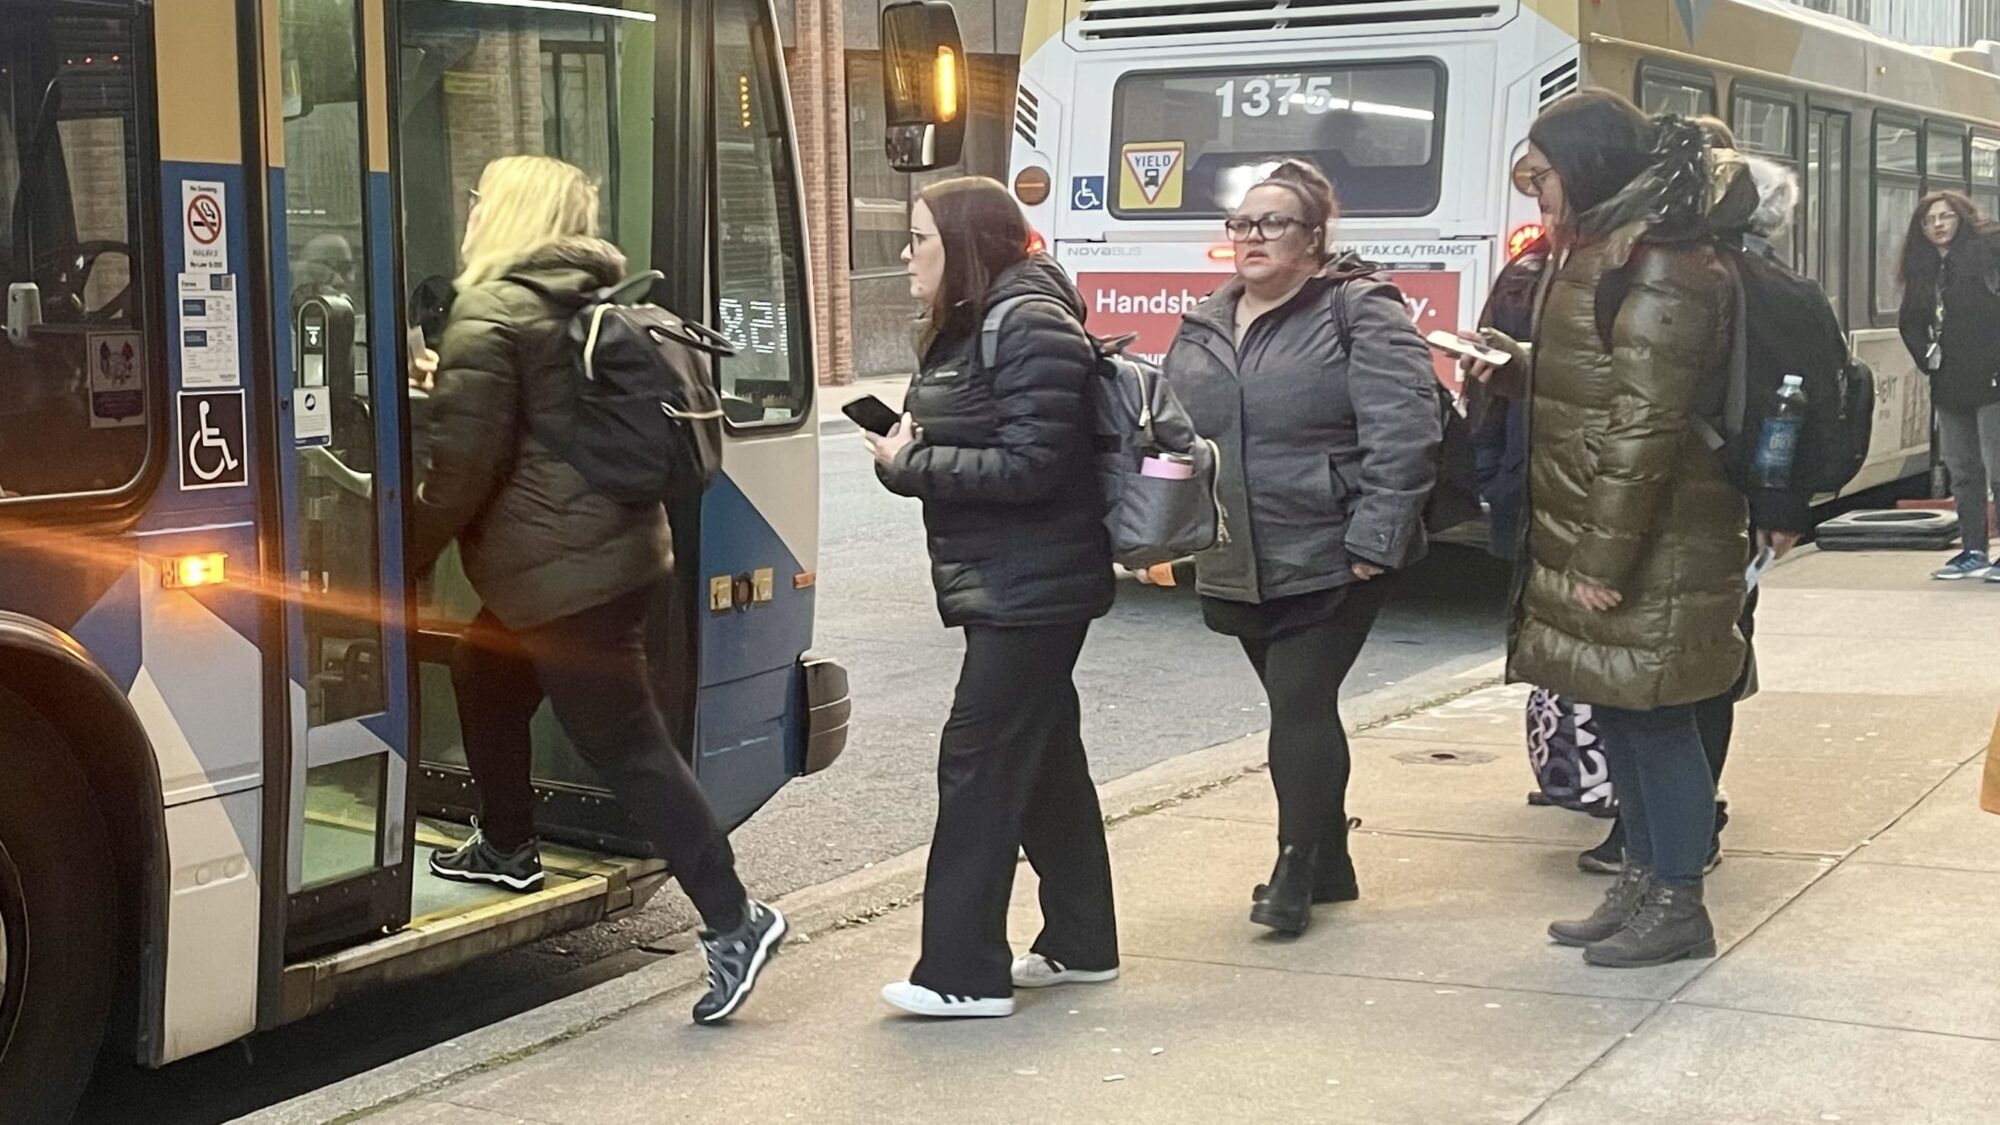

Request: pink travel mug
left=1140, top=453, right=1195, bottom=480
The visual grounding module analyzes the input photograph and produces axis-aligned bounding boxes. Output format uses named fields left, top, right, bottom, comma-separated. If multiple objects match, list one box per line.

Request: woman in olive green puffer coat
left=1488, top=92, right=1755, bottom=973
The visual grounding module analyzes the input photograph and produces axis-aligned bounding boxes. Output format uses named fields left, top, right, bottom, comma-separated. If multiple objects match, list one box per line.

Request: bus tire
left=0, top=701, right=117, bottom=1124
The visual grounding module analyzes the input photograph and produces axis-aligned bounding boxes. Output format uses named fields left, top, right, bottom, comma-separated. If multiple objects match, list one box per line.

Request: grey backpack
left=982, top=296, right=1225, bottom=569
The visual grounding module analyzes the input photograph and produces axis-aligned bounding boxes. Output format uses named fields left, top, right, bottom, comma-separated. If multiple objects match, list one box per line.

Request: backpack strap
left=979, top=294, right=1071, bottom=370
left=1689, top=252, right=1747, bottom=454
left=1327, top=279, right=1355, bottom=356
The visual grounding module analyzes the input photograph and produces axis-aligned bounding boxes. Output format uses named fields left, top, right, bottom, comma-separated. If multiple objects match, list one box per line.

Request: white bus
left=888, top=0, right=2000, bottom=497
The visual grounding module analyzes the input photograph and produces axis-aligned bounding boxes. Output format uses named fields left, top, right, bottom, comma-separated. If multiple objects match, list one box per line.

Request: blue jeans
left=1594, top=704, right=1717, bottom=886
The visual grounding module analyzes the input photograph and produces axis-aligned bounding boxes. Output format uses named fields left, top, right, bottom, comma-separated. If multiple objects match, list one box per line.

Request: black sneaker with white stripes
left=693, top=899, right=788, bottom=1025
left=428, top=828, right=544, bottom=892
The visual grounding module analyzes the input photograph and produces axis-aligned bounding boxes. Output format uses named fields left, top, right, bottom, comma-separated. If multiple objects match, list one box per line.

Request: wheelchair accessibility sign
left=1071, top=176, right=1105, bottom=212
left=179, top=390, right=248, bottom=492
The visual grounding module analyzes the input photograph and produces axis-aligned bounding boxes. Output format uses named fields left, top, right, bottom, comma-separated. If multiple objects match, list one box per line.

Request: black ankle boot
left=1584, top=880, right=1717, bottom=969
left=1311, top=817, right=1360, bottom=903
left=1251, top=845, right=1315, bottom=936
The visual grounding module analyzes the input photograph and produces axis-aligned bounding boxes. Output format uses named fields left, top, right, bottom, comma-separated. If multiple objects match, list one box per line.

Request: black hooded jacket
left=878, top=256, right=1115, bottom=628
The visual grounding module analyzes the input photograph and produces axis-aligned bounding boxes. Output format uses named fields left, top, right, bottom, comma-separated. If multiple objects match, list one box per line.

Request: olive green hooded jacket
left=1507, top=138, right=1755, bottom=711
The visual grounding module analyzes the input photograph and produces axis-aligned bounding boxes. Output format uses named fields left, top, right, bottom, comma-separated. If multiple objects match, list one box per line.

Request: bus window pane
left=1734, top=95, right=1794, bottom=159
left=713, top=0, right=811, bottom=421
left=1876, top=182, right=1917, bottom=317
left=397, top=3, right=655, bottom=346
left=1975, top=136, right=2000, bottom=186
left=1877, top=121, right=1918, bottom=175
left=1805, top=117, right=1823, bottom=282
left=0, top=15, right=151, bottom=503
left=1111, top=62, right=1443, bottom=217
left=283, top=0, right=386, bottom=731
left=1929, top=126, right=1967, bottom=182
left=1640, top=75, right=1713, bottom=118
left=1824, top=115, right=1849, bottom=325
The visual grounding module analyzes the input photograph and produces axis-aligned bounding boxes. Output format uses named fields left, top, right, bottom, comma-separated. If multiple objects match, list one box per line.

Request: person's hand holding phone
left=864, top=414, right=921, bottom=467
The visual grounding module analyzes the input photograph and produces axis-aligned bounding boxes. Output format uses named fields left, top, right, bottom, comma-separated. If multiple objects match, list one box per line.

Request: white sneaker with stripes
left=1010, top=954, right=1120, bottom=989
left=880, top=980, right=1014, bottom=1018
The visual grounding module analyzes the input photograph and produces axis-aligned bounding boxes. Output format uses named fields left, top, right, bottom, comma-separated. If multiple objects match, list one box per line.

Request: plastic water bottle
left=1751, top=374, right=1808, bottom=490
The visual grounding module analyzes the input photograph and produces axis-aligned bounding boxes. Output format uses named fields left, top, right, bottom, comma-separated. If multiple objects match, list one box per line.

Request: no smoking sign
left=182, top=180, right=229, bottom=271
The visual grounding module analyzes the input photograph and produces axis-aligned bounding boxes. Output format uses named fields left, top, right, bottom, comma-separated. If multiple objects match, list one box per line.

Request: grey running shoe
left=1932, top=550, right=1991, bottom=580
left=428, top=828, right=544, bottom=892
left=693, top=899, right=787, bottom=1025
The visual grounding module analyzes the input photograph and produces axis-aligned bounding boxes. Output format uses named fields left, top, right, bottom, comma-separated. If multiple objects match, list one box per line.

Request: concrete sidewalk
left=275, top=549, right=2000, bottom=1124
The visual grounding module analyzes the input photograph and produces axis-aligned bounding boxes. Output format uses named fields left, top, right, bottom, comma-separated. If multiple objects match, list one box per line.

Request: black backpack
left=511, top=270, right=733, bottom=505
left=1596, top=243, right=1872, bottom=501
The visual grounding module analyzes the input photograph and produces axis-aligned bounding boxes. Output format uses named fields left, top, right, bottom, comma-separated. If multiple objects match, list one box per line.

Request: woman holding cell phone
left=864, top=176, right=1120, bottom=1019
left=1163, top=159, right=1442, bottom=937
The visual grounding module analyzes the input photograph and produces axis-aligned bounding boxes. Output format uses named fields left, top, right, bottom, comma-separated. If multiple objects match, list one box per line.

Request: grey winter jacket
left=1167, top=258, right=1442, bottom=603
left=412, top=237, right=670, bottom=630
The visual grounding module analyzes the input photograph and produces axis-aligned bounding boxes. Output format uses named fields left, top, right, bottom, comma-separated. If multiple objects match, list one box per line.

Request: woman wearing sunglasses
left=1164, top=159, right=1442, bottom=937
left=1483, top=92, right=1757, bottom=968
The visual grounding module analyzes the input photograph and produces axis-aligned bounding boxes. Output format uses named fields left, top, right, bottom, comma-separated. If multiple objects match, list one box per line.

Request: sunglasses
left=1511, top=156, right=1556, bottom=198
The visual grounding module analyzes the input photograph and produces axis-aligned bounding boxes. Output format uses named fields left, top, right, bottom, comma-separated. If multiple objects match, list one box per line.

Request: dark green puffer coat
left=1507, top=147, right=1754, bottom=711
left=412, top=237, right=670, bottom=630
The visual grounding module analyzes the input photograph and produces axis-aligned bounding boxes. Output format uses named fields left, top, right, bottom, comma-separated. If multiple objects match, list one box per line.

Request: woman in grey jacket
left=1166, top=160, right=1442, bottom=936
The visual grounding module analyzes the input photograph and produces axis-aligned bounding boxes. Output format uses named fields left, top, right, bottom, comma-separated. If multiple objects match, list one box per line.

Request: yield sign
left=1123, top=144, right=1183, bottom=205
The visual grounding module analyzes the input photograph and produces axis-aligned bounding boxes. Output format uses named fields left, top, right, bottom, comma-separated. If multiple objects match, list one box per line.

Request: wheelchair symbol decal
left=1071, top=176, right=1105, bottom=212
left=178, top=391, right=248, bottom=491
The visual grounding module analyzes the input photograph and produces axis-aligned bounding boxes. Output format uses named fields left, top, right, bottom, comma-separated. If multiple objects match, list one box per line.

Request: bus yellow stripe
left=1522, top=0, right=1579, bottom=39
left=1021, top=0, right=1067, bottom=72
left=263, top=0, right=286, bottom=168
left=362, top=0, right=391, bottom=173
left=155, top=0, right=243, bottom=165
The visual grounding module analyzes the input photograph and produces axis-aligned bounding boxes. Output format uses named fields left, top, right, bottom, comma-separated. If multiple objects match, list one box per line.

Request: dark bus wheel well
left=0, top=649, right=168, bottom=1065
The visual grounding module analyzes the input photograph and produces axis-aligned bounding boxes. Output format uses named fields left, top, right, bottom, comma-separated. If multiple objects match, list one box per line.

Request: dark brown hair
left=1898, top=190, right=1997, bottom=298
left=1528, top=90, right=1656, bottom=223
left=915, top=176, right=1031, bottom=350
left=1253, top=158, right=1339, bottom=259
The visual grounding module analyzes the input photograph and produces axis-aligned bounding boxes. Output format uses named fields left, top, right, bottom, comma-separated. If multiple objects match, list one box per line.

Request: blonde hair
left=456, top=155, right=600, bottom=288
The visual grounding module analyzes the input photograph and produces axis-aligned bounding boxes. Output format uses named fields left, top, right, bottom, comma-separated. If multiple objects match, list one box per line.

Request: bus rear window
left=1109, top=61, right=1443, bottom=219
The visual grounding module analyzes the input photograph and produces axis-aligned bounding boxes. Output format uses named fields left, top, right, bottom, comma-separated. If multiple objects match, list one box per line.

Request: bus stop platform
left=254, top=548, right=2000, bottom=1125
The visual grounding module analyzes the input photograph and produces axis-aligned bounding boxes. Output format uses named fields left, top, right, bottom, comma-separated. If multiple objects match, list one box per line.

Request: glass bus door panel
left=270, top=0, right=414, bottom=948
left=399, top=0, right=685, bottom=858
left=693, top=0, right=817, bottom=831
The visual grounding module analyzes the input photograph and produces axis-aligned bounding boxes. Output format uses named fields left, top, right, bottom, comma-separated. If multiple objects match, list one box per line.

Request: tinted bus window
left=0, top=14, right=150, bottom=502
left=1110, top=62, right=1444, bottom=218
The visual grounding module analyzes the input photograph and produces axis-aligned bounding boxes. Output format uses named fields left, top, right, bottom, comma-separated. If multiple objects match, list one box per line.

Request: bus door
left=394, top=0, right=821, bottom=861
left=264, top=0, right=419, bottom=955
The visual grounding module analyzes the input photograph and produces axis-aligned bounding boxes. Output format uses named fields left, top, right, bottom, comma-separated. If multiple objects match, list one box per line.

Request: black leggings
left=450, top=587, right=747, bottom=931
left=1239, top=581, right=1391, bottom=855
left=912, top=622, right=1119, bottom=999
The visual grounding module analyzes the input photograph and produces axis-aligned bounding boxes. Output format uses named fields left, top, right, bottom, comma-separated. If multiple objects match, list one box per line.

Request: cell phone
left=1426, top=329, right=1513, bottom=367
left=841, top=394, right=902, bottom=437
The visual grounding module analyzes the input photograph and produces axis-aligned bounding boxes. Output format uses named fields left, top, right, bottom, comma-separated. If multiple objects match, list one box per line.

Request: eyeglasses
left=1224, top=215, right=1307, bottom=242
left=467, top=187, right=482, bottom=208
left=1511, top=157, right=1556, bottom=198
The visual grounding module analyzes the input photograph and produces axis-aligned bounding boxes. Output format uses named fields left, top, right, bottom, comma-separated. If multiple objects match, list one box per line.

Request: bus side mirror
left=880, top=0, right=968, bottom=173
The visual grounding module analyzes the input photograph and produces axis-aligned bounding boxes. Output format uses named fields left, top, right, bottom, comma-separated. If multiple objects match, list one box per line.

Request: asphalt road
left=76, top=420, right=1511, bottom=1123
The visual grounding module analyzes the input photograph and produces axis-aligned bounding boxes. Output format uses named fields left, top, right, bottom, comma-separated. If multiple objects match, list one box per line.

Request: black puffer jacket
left=1898, top=228, right=2000, bottom=410
left=412, top=237, right=669, bottom=630
left=878, top=256, right=1114, bottom=628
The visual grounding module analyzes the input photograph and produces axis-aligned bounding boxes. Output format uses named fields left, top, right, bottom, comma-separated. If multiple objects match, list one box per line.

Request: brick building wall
left=781, top=0, right=1027, bottom=381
